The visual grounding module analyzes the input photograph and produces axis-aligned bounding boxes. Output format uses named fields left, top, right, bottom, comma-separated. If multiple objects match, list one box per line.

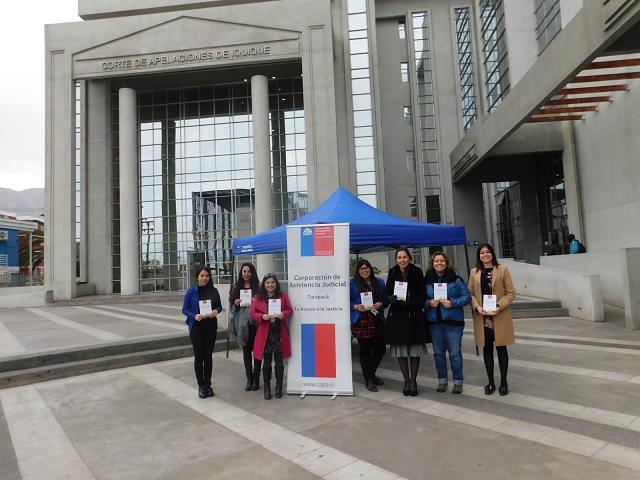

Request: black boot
left=263, top=367, right=272, bottom=400
left=243, top=348, right=253, bottom=391
left=251, top=360, right=262, bottom=391
left=275, top=366, right=284, bottom=398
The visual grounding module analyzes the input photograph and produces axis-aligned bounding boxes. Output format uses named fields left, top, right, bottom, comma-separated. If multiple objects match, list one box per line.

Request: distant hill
left=0, top=187, right=45, bottom=217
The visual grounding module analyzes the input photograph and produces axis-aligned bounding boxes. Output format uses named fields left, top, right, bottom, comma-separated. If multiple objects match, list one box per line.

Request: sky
left=0, top=2, right=80, bottom=191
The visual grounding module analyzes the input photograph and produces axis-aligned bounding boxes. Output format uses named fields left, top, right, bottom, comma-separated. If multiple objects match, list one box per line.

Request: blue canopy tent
left=232, top=187, right=468, bottom=255
left=228, top=187, right=474, bottom=357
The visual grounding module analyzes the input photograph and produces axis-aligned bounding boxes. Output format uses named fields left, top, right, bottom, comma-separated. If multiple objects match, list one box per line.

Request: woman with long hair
left=384, top=248, right=429, bottom=396
left=468, top=243, right=516, bottom=396
left=228, top=262, right=261, bottom=391
left=424, top=251, right=471, bottom=394
left=251, top=273, right=294, bottom=400
left=181, top=267, right=223, bottom=398
left=350, top=259, right=388, bottom=392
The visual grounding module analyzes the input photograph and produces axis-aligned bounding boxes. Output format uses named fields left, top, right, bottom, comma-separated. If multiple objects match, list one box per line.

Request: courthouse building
left=45, top=0, right=640, bottom=300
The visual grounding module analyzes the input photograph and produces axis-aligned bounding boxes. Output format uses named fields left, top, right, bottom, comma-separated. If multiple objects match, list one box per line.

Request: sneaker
left=198, top=386, right=207, bottom=399
left=451, top=384, right=463, bottom=394
left=436, top=383, right=447, bottom=393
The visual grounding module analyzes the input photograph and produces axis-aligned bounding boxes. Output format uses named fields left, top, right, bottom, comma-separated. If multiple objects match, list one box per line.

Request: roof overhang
left=451, top=0, right=640, bottom=183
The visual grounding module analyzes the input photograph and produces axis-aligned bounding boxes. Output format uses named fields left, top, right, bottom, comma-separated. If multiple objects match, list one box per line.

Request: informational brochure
left=360, top=291, right=374, bottom=309
left=239, top=289, right=253, bottom=307
left=483, top=294, right=498, bottom=313
left=434, top=283, right=448, bottom=301
left=268, top=298, right=282, bottom=318
left=199, top=299, right=212, bottom=317
left=394, top=281, right=408, bottom=301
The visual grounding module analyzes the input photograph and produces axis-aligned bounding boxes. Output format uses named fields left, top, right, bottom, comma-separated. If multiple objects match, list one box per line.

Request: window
left=480, top=0, right=510, bottom=112
left=453, top=7, right=478, bottom=130
left=409, top=196, right=418, bottom=218
left=347, top=0, right=378, bottom=206
left=398, top=19, right=406, bottom=39
left=406, top=150, right=416, bottom=173
left=403, top=106, right=412, bottom=125
left=535, top=0, right=561, bottom=53
left=400, top=62, right=409, bottom=83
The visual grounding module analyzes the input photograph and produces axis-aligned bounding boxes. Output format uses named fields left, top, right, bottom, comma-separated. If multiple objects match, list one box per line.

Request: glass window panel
left=352, top=94, right=371, bottom=111
left=350, top=54, right=370, bottom=69
left=353, top=110, right=373, bottom=127
left=347, top=0, right=367, bottom=14
left=349, top=38, right=369, bottom=54
left=348, top=13, right=367, bottom=30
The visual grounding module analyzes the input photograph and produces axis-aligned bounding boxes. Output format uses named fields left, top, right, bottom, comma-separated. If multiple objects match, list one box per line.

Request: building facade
left=45, top=0, right=640, bottom=300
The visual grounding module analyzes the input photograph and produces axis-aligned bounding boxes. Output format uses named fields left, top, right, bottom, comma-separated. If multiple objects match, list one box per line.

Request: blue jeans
left=429, top=324, right=464, bottom=385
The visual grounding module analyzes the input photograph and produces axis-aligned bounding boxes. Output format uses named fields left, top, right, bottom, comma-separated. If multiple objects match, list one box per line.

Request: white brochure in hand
left=360, top=291, right=374, bottom=309
left=434, top=283, right=448, bottom=301
left=199, top=299, right=212, bottom=317
left=483, top=294, right=497, bottom=313
left=239, top=289, right=252, bottom=307
left=394, top=281, right=408, bottom=301
left=268, top=299, right=282, bottom=320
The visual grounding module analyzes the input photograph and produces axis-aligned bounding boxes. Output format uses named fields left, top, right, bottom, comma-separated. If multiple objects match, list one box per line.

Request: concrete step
left=512, top=307, right=569, bottom=318
left=49, top=291, right=185, bottom=307
left=0, top=332, right=232, bottom=389
left=511, top=300, right=563, bottom=310
left=0, top=337, right=233, bottom=389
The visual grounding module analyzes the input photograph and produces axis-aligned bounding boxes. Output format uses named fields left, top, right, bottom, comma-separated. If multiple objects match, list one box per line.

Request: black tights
left=483, top=326, right=509, bottom=386
left=398, top=356, right=421, bottom=387
left=242, top=324, right=261, bottom=377
left=262, top=351, right=284, bottom=378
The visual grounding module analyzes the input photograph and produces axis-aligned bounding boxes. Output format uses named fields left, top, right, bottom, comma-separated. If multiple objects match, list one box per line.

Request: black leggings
left=190, top=319, right=218, bottom=387
left=242, top=323, right=261, bottom=376
left=263, top=351, right=284, bottom=373
left=356, top=335, right=385, bottom=381
left=483, top=326, right=508, bottom=386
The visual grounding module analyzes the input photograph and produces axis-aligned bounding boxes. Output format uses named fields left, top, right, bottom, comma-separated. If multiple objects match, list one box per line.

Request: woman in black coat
left=384, top=248, right=429, bottom=396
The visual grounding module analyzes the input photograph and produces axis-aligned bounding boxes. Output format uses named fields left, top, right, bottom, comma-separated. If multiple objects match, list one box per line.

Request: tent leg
left=227, top=260, right=235, bottom=359
left=464, top=243, right=479, bottom=356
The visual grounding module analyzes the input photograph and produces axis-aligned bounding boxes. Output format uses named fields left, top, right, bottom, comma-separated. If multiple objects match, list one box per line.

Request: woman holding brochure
left=425, top=252, right=471, bottom=394
left=182, top=267, right=223, bottom=399
left=350, top=259, right=388, bottom=392
left=468, top=243, right=516, bottom=396
left=251, top=273, right=293, bottom=400
left=229, top=262, right=261, bottom=391
left=384, top=248, right=429, bottom=396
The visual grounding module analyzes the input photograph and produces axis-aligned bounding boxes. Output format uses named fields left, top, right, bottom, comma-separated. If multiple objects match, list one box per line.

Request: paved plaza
left=1, top=301, right=640, bottom=479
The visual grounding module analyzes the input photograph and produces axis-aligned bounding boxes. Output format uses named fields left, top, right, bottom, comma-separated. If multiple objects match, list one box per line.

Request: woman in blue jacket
left=350, top=259, right=388, bottom=392
left=424, top=251, right=471, bottom=394
left=182, top=266, right=223, bottom=399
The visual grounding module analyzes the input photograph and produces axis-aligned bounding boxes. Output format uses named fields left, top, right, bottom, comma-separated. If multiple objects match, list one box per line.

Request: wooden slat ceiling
left=527, top=54, right=640, bottom=123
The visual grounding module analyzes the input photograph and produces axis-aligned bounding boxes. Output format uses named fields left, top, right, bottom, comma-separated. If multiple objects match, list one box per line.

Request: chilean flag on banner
left=301, top=323, right=337, bottom=378
left=301, top=226, right=335, bottom=257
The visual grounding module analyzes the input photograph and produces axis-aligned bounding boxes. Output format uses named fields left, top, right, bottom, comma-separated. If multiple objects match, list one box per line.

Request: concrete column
left=621, top=247, right=640, bottom=330
left=118, top=88, right=139, bottom=296
left=86, top=80, right=112, bottom=294
left=562, top=122, right=584, bottom=242
left=251, top=75, right=274, bottom=276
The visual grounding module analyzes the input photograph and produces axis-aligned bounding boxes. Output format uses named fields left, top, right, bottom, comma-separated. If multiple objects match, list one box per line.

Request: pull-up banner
left=285, top=224, right=353, bottom=396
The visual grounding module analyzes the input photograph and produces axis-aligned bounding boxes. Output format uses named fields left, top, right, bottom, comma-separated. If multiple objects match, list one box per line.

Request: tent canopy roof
left=232, top=188, right=467, bottom=255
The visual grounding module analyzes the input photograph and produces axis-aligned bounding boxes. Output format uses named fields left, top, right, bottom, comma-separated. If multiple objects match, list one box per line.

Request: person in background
left=251, top=274, right=293, bottom=400
left=350, top=259, right=388, bottom=392
left=384, top=248, right=429, bottom=396
left=468, top=243, right=516, bottom=396
left=568, top=234, right=586, bottom=254
left=424, top=251, right=471, bottom=394
left=228, top=262, right=261, bottom=391
left=182, top=267, right=223, bottom=399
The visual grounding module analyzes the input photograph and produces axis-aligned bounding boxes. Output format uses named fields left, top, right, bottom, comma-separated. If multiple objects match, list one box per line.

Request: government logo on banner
left=301, top=324, right=337, bottom=378
left=301, top=226, right=335, bottom=257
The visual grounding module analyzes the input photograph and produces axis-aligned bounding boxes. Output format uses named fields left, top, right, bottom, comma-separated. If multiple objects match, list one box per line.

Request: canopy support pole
left=226, top=260, right=235, bottom=358
left=464, top=243, right=479, bottom=356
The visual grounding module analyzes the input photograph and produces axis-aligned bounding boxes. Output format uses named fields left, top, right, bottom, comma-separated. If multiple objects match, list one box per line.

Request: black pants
left=263, top=351, right=284, bottom=374
left=356, top=335, right=385, bottom=381
left=190, top=319, right=218, bottom=387
left=242, top=323, right=260, bottom=377
left=483, top=326, right=508, bottom=386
